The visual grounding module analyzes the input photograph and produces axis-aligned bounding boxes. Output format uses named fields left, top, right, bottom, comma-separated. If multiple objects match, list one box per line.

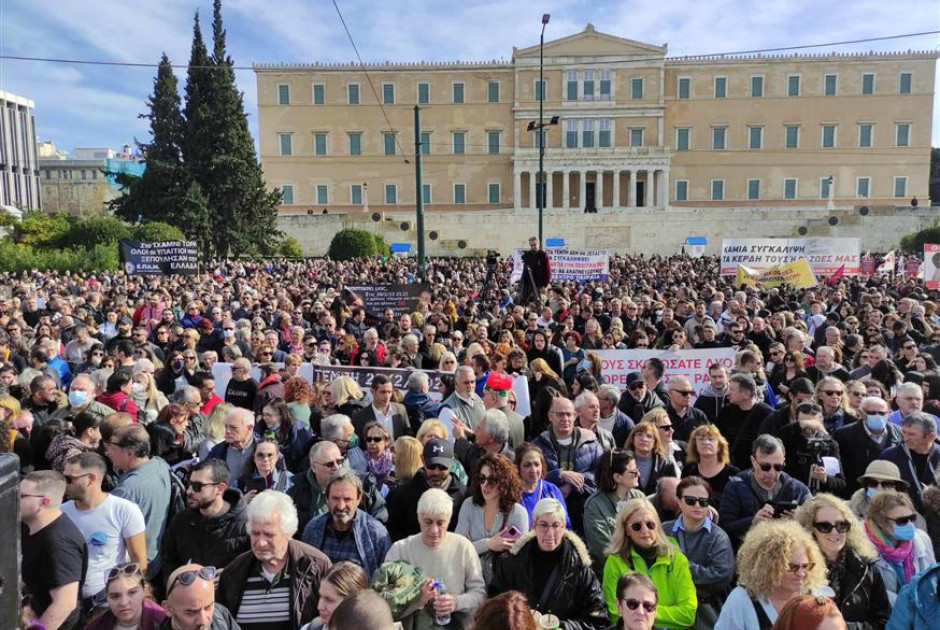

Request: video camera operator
left=777, top=402, right=846, bottom=496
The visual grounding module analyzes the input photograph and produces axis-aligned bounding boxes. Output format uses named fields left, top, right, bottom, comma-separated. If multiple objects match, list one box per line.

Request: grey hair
left=752, top=433, right=785, bottom=456
left=455, top=365, right=474, bottom=380
left=363, top=328, right=379, bottom=341
left=227, top=407, right=255, bottom=429
left=532, top=498, right=567, bottom=524
left=440, top=351, right=457, bottom=366
left=309, top=440, right=340, bottom=462
left=402, top=334, right=419, bottom=348
left=321, top=414, right=353, bottom=440
left=598, top=384, right=622, bottom=405
left=173, top=385, right=201, bottom=405
left=896, top=382, right=923, bottom=398
left=816, top=346, right=834, bottom=359
left=902, top=411, right=937, bottom=437
left=417, top=488, right=453, bottom=518
left=481, top=409, right=509, bottom=445
left=407, top=370, right=430, bottom=391
left=245, top=490, right=299, bottom=536
left=574, top=390, right=599, bottom=411
left=325, top=468, right=363, bottom=498
left=860, top=396, right=889, bottom=412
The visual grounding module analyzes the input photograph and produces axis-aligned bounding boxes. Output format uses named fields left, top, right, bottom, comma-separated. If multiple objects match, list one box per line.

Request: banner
left=120, top=240, right=198, bottom=276
left=925, top=244, right=940, bottom=289
left=720, top=238, right=859, bottom=276
left=510, top=248, right=610, bottom=283
left=735, top=259, right=817, bottom=289
left=343, top=284, right=429, bottom=318
left=596, top=348, right=736, bottom=398
left=861, top=256, right=876, bottom=276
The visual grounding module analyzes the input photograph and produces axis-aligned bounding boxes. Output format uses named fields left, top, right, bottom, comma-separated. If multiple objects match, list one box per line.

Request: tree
left=328, top=229, right=380, bottom=260
left=134, top=221, right=186, bottom=242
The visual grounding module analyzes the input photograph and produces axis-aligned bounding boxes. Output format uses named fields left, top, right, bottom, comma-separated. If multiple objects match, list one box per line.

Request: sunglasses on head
left=622, top=598, right=657, bottom=613
left=629, top=520, right=657, bottom=532
left=813, top=520, right=851, bottom=534
left=682, top=496, right=710, bottom=508
left=105, top=562, right=142, bottom=584
left=757, top=463, right=785, bottom=472
left=167, top=566, right=217, bottom=595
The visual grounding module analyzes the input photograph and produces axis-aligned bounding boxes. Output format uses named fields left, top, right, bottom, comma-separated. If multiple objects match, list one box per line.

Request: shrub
left=900, top=220, right=940, bottom=255
left=0, top=242, right=118, bottom=273
left=328, top=229, right=378, bottom=260
left=134, top=221, right=186, bottom=243
left=65, top=216, right=132, bottom=249
left=278, top=237, right=304, bottom=258
left=12, top=211, right=71, bottom=247
left=372, top=232, right=391, bottom=258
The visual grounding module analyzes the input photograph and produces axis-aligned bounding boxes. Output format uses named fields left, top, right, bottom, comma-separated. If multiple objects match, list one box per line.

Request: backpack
left=166, top=466, right=188, bottom=523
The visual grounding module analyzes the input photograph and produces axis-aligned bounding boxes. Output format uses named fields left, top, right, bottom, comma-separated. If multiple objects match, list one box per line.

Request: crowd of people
left=8, top=243, right=940, bottom=630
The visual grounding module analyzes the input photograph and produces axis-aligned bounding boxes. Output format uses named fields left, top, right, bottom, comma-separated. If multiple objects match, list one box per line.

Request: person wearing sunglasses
left=662, top=477, right=734, bottom=630
left=612, top=573, right=659, bottom=630
left=793, top=494, right=891, bottom=628
left=601, top=497, right=696, bottom=628
left=719, top=434, right=812, bottom=547
left=864, top=491, right=935, bottom=602
left=163, top=564, right=239, bottom=630
left=834, top=397, right=903, bottom=501
left=82, top=563, right=166, bottom=630
left=716, top=519, right=827, bottom=629
left=774, top=403, right=846, bottom=496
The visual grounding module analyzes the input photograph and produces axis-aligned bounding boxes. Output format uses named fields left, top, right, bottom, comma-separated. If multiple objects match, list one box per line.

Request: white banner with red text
left=596, top=348, right=736, bottom=399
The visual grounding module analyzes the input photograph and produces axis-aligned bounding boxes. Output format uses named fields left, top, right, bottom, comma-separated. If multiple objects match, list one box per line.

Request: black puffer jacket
left=829, top=547, right=891, bottom=630
left=489, top=530, right=609, bottom=630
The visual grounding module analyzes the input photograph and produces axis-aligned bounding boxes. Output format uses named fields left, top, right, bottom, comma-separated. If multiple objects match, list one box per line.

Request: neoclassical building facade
left=255, top=25, right=936, bottom=214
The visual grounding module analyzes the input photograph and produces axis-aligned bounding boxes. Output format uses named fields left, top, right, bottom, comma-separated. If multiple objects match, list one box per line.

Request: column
left=529, top=171, right=537, bottom=210
left=629, top=170, right=637, bottom=208
left=514, top=171, right=522, bottom=210
left=545, top=170, right=554, bottom=210
left=562, top=170, right=570, bottom=209
left=595, top=170, right=604, bottom=211
left=579, top=171, right=587, bottom=212
left=662, top=169, right=670, bottom=208
left=612, top=170, right=621, bottom=210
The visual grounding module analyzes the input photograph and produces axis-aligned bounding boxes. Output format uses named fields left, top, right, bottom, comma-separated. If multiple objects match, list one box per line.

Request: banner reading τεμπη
left=720, top=238, right=859, bottom=276
left=596, top=348, right=736, bottom=398
left=510, top=248, right=610, bottom=283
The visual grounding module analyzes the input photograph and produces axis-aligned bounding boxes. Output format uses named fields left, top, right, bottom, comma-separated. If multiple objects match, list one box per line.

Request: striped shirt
left=235, top=566, right=293, bottom=630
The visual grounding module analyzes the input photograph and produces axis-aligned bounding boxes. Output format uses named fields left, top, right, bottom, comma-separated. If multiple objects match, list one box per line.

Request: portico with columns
left=514, top=161, right=671, bottom=211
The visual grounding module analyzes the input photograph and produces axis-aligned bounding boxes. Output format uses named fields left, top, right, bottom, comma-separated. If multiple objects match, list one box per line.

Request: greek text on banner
left=596, top=348, right=736, bottom=398
left=720, top=238, right=859, bottom=276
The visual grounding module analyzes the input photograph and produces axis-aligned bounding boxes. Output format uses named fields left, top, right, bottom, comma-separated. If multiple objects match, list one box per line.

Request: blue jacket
left=887, top=562, right=940, bottom=630
left=717, top=468, right=812, bottom=545
left=301, top=508, right=391, bottom=578
left=532, top=427, right=603, bottom=495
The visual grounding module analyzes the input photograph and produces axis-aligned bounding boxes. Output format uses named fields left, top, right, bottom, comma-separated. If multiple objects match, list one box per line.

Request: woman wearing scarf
left=864, top=490, right=936, bottom=603
left=361, top=421, right=394, bottom=495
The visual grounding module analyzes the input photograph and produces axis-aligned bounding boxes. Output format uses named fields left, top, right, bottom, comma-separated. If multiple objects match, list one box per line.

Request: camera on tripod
left=800, top=436, right=835, bottom=466
left=485, top=250, right=499, bottom=268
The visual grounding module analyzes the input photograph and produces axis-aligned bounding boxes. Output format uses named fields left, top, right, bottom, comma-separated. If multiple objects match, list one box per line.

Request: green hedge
left=900, top=220, right=940, bottom=255
left=328, top=229, right=381, bottom=260
left=134, top=221, right=186, bottom=242
left=0, top=242, right=119, bottom=273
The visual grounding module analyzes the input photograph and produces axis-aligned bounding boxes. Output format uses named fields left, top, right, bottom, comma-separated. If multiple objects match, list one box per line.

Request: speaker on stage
left=0, top=453, right=20, bottom=630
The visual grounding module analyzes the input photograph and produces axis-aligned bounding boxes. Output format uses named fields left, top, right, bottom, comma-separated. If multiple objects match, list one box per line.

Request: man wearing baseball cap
left=385, top=439, right=467, bottom=542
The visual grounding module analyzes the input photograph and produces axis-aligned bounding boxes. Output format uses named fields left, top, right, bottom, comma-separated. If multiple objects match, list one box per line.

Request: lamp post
left=537, top=13, right=550, bottom=244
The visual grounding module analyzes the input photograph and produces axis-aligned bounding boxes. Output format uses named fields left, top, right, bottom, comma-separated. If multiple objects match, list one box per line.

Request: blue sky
left=1, top=0, right=938, bottom=153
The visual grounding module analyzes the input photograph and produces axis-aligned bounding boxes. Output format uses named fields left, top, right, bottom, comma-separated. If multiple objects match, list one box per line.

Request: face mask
left=893, top=522, right=916, bottom=541
left=348, top=434, right=359, bottom=449
left=223, top=329, right=235, bottom=339
left=68, top=389, right=88, bottom=407
left=131, top=383, right=146, bottom=396
left=578, top=359, right=592, bottom=371
left=172, top=360, right=184, bottom=371
left=865, top=413, right=887, bottom=432
left=866, top=488, right=879, bottom=501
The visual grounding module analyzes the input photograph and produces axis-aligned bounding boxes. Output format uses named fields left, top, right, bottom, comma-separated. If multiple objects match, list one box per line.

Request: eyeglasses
left=757, top=463, right=785, bottom=472
left=889, top=514, right=917, bottom=526
left=167, top=566, right=217, bottom=595
left=365, top=436, right=386, bottom=443
left=658, top=424, right=675, bottom=432
left=621, top=598, right=657, bottom=613
left=315, top=457, right=346, bottom=470
left=63, top=472, right=93, bottom=484
left=865, top=480, right=898, bottom=491
left=105, top=563, right=142, bottom=584
left=187, top=481, right=221, bottom=492
left=784, top=357, right=796, bottom=363
left=903, top=344, right=916, bottom=350
left=255, top=452, right=277, bottom=459
left=787, top=562, right=816, bottom=574
left=820, top=390, right=843, bottom=396
left=629, top=520, right=658, bottom=532
left=20, top=493, right=47, bottom=500
left=682, top=496, right=710, bottom=508
left=672, top=390, right=694, bottom=397
left=535, top=521, right=564, bottom=532
left=426, top=464, right=449, bottom=472
left=478, top=474, right=498, bottom=487
left=813, top=520, right=851, bottom=534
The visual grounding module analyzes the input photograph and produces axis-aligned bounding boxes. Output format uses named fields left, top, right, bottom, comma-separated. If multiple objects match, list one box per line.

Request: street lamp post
left=537, top=13, right=550, bottom=244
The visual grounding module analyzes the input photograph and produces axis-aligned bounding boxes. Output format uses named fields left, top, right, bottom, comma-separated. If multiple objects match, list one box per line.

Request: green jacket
left=601, top=538, right=697, bottom=629
left=583, top=490, right=645, bottom=568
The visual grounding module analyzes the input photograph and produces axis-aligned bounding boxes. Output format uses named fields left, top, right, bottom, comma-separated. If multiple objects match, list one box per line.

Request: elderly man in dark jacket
left=833, top=395, right=902, bottom=496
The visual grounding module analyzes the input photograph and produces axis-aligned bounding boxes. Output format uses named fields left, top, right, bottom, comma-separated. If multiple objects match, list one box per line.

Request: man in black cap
left=105, top=315, right=134, bottom=353
left=384, top=438, right=467, bottom=542
left=617, top=371, right=664, bottom=422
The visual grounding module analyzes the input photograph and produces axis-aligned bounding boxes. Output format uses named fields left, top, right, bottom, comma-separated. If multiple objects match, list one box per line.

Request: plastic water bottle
left=432, top=580, right=451, bottom=627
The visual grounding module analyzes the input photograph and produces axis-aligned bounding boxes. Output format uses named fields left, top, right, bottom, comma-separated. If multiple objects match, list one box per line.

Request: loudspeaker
left=859, top=206, right=869, bottom=216
left=399, top=221, right=412, bottom=231
left=371, top=212, right=382, bottom=222
left=429, top=231, right=439, bottom=241
left=0, top=454, right=20, bottom=629
left=828, top=216, right=839, bottom=226
left=457, top=240, right=467, bottom=249
left=797, top=226, right=808, bottom=235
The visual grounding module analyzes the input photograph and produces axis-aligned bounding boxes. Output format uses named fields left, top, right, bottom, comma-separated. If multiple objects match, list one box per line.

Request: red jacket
left=201, top=392, right=223, bottom=417
left=96, top=391, right=140, bottom=420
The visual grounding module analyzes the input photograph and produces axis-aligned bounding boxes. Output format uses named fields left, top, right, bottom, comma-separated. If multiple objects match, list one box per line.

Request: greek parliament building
left=254, top=24, right=936, bottom=219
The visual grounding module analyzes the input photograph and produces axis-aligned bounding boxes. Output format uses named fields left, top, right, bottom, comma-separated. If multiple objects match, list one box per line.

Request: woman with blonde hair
left=864, top=490, right=935, bottom=601
left=129, top=370, right=168, bottom=424
left=0, top=395, right=30, bottom=472
left=682, top=424, right=740, bottom=507
left=325, top=375, right=366, bottom=417
left=794, top=493, right=891, bottom=627
left=198, top=402, right=234, bottom=459
left=391, top=436, right=423, bottom=486
left=625, top=421, right=678, bottom=495
left=715, top=520, right=828, bottom=629
left=527, top=357, right=566, bottom=400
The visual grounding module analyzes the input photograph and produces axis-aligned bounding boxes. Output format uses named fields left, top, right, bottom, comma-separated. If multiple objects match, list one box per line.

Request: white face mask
left=131, top=382, right=147, bottom=395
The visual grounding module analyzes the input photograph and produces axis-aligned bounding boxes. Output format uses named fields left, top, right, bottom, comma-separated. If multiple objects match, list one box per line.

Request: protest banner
left=596, top=348, right=736, bottom=398
left=720, top=238, right=859, bottom=276
left=510, top=248, right=610, bottom=283
left=120, top=240, right=198, bottom=275
left=735, top=259, right=816, bottom=289
left=343, top=284, right=430, bottom=318
left=925, top=244, right=940, bottom=289
left=861, top=256, right=875, bottom=276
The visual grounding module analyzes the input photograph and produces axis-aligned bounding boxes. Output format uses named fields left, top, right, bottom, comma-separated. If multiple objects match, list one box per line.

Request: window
left=566, top=120, right=578, bottom=148
left=820, top=177, right=831, bottom=200
left=454, top=183, right=466, bottom=204
left=383, top=83, right=395, bottom=104
left=747, top=179, right=761, bottom=200
left=598, top=119, right=612, bottom=147
left=899, top=72, right=912, bottom=94
left=452, top=82, right=464, bottom=104
left=862, top=73, right=875, bottom=95
left=278, top=133, right=293, bottom=156
left=856, top=177, right=871, bottom=198
left=347, top=83, right=360, bottom=105
left=711, top=180, right=724, bottom=201
left=675, top=180, right=689, bottom=202
left=712, top=127, right=727, bottom=150
left=676, top=128, right=690, bottom=151
left=281, top=185, right=294, bottom=204
left=583, top=70, right=595, bottom=101
left=535, top=79, right=546, bottom=102
left=314, top=133, right=327, bottom=156
left=600, top=70, right=612, bottom=100
left=488, top=183, right=500, bottom=204
left=787, top=75, right=801, bottom=97
left=896, top=123, right=911, bottom=147
left=748, top=126, right=763, bottom=150
left=566, top=71, right=578, bottom=101
left=453, top=132, right=466, bottom=155
left=383, top=133, right=396, bottom=156
left=825, top=74, right=838, bottom=96
left=858, top=124, right=873, bottom=148
left=821, top=125, right=836, bottom=148
left=751, top=75, right=764, bottom=97
left=384, top=184, right=397, bottom=204
left=582, top=119, right=595, bottom=148
left=417, top=83, right=429, bottom=104
left=487, top=131, right=500, bottom=155
left=348, top=133, right=361, bottom=156
left=783, top=178, right=798, bottom=200
left=422, top=184, right=432, bottom=204
left=488, top=81, right=500, bottom=103
left=351, top=184, right=363, bottom=205
left=420, top=131, right=431, bottom=154
left=316, top=185, right=328, bottom=204
left=313, top=84, right=325, bottom=105
left=678, top=77, right=690, bottom=99
left=714, top=77, right=727, bottom=99
left=785, top=125, right=799, bottom=149
left=631, top=77, right=644, bottom=100
left=277, top=84, right=290, bottom=105
left=629, top=128, right=644, bottom=147
left=894, top=176, right=908, bottom=198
